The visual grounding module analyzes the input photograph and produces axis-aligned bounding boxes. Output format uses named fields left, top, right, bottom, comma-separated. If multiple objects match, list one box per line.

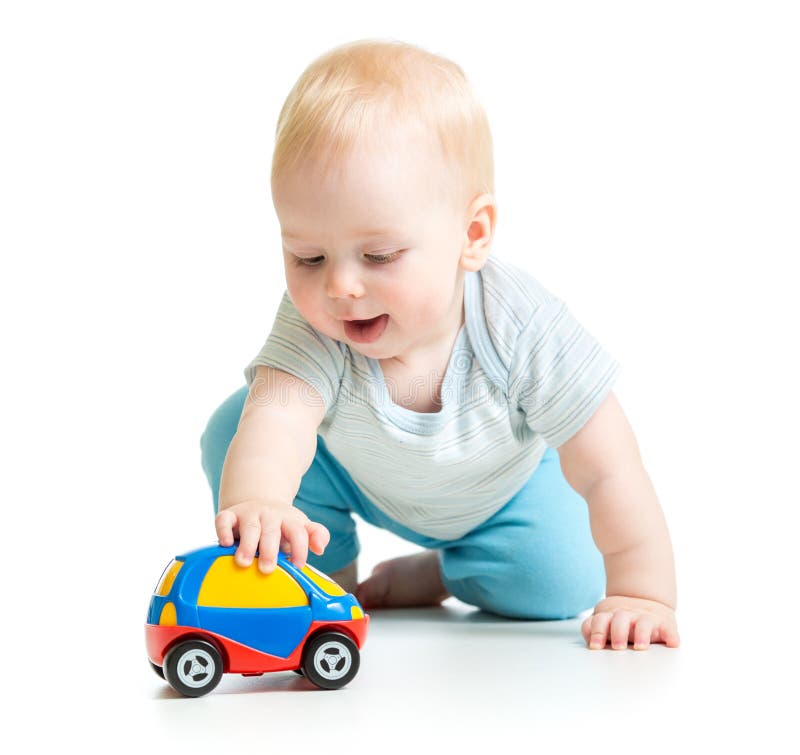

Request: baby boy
left=200, top=39, right=679, bottom=651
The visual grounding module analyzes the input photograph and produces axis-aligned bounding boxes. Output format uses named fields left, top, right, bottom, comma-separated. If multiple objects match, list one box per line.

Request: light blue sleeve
left=243, top=292, right=346, bottom=413
left=508, top=296, right=621, bottom=449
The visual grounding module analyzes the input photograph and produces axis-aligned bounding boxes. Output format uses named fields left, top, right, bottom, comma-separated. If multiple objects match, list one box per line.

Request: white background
left=2, top=1, right=798, bottom=750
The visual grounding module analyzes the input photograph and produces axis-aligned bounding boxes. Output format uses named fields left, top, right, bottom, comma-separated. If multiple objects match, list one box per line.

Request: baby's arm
left=214, top=365, right=329, bottom=573
left=557, top=392, right=680, bottom=650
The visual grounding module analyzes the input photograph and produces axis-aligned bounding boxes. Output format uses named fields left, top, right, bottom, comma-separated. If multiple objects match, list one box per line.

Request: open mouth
left=343, top=314, right=389, bottom=344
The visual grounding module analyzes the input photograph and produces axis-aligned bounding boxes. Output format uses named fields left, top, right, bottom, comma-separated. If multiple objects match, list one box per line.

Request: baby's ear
left=460, top=193, right=496, bottom=271
left=460, top=245, right=489, bottom=272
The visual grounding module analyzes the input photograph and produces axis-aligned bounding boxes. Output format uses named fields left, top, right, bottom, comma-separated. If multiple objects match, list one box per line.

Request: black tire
left=149, top=661, right=165, bottom=679
left=163, top=639, right=224, bottom=697
left=301, top=632, right=360, bottom=690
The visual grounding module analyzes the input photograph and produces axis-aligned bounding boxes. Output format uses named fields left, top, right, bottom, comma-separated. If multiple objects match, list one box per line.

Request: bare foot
left=354, top=550, right=451, bottom=609
left=329, top=560, right=358, bottom=594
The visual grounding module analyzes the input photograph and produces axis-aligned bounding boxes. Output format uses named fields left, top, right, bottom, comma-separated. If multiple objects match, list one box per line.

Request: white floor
left=7, top=519, right=796, bottom=754
left=7, top=509, right=794, bottom=754
left=127, top=597, right=790, bottom=753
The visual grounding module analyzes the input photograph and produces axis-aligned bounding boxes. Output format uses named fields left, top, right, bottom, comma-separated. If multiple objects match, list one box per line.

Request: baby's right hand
left=215, top=499, right=330, bottom=573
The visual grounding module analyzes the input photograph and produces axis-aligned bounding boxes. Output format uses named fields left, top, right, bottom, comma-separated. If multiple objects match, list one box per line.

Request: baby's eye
left=364, top=250, right=405, bottom=264
left=293, top=255, right=325, bottom=267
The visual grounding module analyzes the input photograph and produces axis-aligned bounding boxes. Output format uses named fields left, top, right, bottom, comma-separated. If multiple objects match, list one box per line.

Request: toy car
left=145, top=543, right=369, bottom=696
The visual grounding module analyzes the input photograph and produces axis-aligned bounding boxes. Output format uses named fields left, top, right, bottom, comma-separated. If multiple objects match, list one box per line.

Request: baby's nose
left=325, top=261, right=365, bottom=299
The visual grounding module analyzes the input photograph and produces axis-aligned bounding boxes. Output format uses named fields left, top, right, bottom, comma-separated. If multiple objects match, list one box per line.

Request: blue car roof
left=175, top=543, right=318, bottom=588
left=177, top=543, right=297, bottom=566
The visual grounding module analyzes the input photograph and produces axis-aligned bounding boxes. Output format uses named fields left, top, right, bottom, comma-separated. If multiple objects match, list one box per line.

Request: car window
left=197, top=556, right=309, bottom=608
left=300, top=564, right=346, bottom=596
left=155, top=559, right=183, bottom=596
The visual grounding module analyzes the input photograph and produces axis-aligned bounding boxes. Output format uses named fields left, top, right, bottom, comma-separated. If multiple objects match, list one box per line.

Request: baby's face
left=273, top=128, right=474, bottom=362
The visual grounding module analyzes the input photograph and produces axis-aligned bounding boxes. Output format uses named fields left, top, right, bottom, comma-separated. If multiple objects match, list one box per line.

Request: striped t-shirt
left=244, top=255, right=620, bottom=540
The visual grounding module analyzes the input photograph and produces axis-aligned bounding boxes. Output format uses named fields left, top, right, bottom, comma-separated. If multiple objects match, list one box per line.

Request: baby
left=200, top=39, right=679, bottom=651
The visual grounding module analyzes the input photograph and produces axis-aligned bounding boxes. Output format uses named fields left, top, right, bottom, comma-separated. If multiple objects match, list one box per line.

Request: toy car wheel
left=149, top=661, right=165, bottom=679
left=301, top=632, right=359, bottom=690
left=163, top=639, right=224, bottom=697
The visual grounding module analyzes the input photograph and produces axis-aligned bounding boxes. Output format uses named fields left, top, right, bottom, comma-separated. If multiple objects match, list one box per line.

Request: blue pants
left=200, top=386, right=606, bottom=620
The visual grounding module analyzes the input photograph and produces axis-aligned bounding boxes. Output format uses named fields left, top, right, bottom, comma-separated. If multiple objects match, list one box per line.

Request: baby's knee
left=443, top=554, right=605, bottom=620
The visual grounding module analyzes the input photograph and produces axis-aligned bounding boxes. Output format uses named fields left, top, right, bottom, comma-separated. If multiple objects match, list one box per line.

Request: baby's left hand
left=582, top=595, right=680, bottom=651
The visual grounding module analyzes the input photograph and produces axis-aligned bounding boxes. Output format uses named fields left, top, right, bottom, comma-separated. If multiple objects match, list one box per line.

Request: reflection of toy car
left=145, top=544, right=369, bottom=696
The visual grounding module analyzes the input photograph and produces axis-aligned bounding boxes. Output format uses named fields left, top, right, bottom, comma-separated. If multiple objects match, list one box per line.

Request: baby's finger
left=633, top=616, right=656, bottom=650
left=609, top=610, right=633, bottom=650
left=588, top=612, right=612, bottom=649
left=257, top=518, right=282, bottom=573
left=284, top=522, right=309, bottom=569
left=307, top=522, right=330, bottom=555
left=235, top=516, right=261, bottom=567
left=215, top=509, right=236, bottom=546
left=581, top=616, right=592, bottom=645
left=659, top=623, right=681, bottom=648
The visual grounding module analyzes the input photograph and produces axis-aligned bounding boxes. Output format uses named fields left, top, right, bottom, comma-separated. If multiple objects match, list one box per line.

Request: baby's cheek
left=289, top=289, right=332, bottom=332
left=420, top=290, right=456, bottom=325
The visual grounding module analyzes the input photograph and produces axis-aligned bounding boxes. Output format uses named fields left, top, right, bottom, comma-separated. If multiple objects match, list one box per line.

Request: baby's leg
left=330, top=560, right=358, bottom=594
left=355, top=551, right=450, bottom=608
left=355, top=449, right=602, bottom=615
left=438, top=448, right=605, bottom=620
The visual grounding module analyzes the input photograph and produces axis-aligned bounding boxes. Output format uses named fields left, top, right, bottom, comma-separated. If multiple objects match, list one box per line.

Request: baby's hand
left=582, top=595, right=681, bottom=651
left=215, top=499, right=330, bottom=573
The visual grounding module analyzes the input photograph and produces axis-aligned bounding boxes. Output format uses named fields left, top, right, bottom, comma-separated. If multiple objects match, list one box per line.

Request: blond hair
left=271, top=39, right=494, bottom=209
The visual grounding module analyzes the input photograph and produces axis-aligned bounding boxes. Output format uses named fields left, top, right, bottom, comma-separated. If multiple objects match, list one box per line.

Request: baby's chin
left=343, top=338, right=395, bottom=360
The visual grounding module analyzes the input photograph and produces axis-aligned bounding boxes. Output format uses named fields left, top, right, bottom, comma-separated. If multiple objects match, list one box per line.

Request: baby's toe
left=354, top=569, right=392, bottom=608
